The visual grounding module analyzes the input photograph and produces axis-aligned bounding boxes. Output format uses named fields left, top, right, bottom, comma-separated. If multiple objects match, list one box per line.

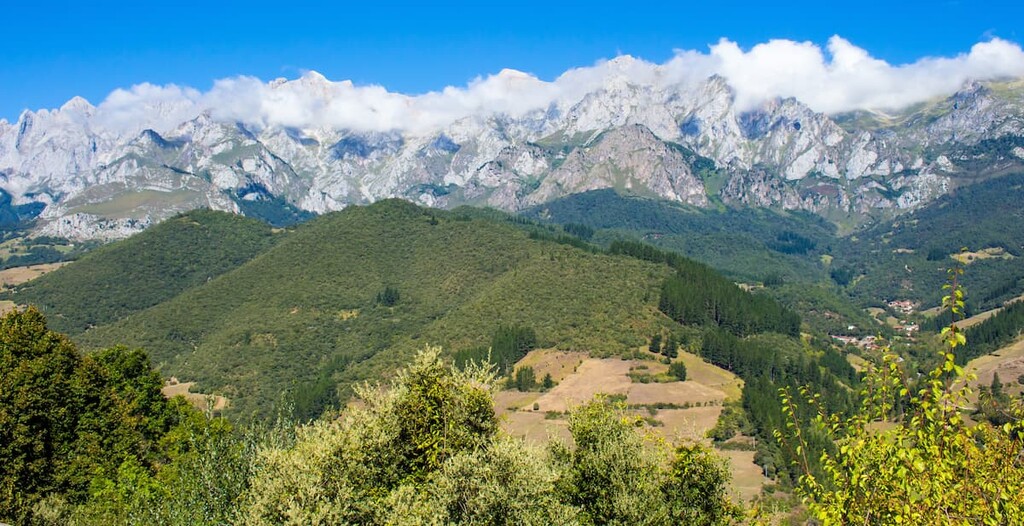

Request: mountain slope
left=522, top=189, right=835, bottom=284
left=67, top=201, right=676, bottom=417
left=6, top=209, right=280, bottom=334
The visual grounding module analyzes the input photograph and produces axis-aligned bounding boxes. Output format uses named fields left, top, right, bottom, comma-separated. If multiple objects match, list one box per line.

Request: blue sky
left=2, top=0, right=1022, bottom=122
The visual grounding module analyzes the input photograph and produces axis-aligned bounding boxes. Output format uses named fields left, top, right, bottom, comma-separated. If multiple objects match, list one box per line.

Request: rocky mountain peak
left=1, top=75, right=1022, bottom=240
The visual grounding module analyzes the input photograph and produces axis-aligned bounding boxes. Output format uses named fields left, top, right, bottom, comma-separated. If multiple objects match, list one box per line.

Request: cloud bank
left=74, top=36, right=1024, bottom=136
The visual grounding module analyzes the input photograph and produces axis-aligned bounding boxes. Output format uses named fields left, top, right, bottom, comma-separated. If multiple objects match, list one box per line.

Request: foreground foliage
left=239, top=348, right=741, bottom=525
left=785, top=270, right=1024, bottom=524
left=0, top=308, right=230, bottom=524
left=0, top=310, right=740, bottom=525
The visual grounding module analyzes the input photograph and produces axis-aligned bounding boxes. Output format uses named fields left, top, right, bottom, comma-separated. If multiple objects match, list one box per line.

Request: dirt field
left=964, top=336, right=1024, bottom=401
left=0, top=262, right=68, bottom=288
left=497, top=350, right=764, bottom=500
left=161, top=379, right=230, bottom=412
left=652, top=406, right=723, bottom=441
left=721, top=449, right=770, bottom=502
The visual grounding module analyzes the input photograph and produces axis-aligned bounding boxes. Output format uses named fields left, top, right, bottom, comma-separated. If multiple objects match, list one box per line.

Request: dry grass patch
left=951, top=247, right=1015, bottom=265
left=628, top=382, right=725, bottom=406
left=531, top=358, right=634, bottom=413
left=500, top=351, right=764, bottom=501
left=161, top=379, right=230, bottom=412
left=500, top=411, right=570, bottom=444
left=721, top=449, right=769, bottom=502
left=0, top=262, right=68, bottom=288
left=494, top=390, right=543, bottom=415
left=846, top=353, right=869, bottom=373
left=511, top=348, right=587, bottom=383
left=0, top=300, right=17, bottom=315
left=650, top=406, right=723, bottom=441
left=965, top=336, right=1024, bottom=402
left=676, top=351, right=743, bottom=401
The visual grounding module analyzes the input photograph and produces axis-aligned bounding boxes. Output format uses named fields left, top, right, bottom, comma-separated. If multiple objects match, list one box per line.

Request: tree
left=0, top=307, right=81, bottom=519
left=669, top=361, right=688, bottom=382
left=513, top=366, right=536, bottom=392
left=0, top=308, right=194, bottom=524
left=992, top=371, right=1004, bottom=397
left=784, top=267, right=1024, bottom=524
left=541, top=373, right=555, bottom=390
left=376, top=285, right=400, bottom=306
left=663, top=336, right=679, bottom=359
left=649, top=333, right=662, bottom=354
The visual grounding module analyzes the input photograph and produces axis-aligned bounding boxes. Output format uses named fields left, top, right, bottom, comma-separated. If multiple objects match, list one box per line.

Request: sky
left=2, top=0, right=1023, bottom=124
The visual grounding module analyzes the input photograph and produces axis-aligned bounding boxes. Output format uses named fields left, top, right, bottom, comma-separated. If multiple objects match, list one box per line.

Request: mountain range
left=2, top=63, right=1023, bottom=240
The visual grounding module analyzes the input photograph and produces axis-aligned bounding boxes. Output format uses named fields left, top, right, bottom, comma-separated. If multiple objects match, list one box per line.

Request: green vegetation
left=521, top=188, right=835, bottom=284
left=511, top=365, right=537, bottom=391
left=958, top=299, right=1024, bottom=364
left=2, top=329, right=742, bottom=525
left=375, top=285, right=400, bottom=307
left=835, top=173, right=1024, bottom=310
left=0, top=308, right=227, bottom=524
left=786, top=273, right=1024, bottom=524
left=6, top=209, right=280, bottom=334
left=609, top=240, right=801, bottom=337
left=668, top=361, right=687, bottom=381
left=59, top=200, right=672, bottom=417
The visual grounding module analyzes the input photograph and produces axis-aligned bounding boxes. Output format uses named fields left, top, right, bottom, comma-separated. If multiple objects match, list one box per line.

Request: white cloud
left=93, top=83, right=202, bottom=134
left=81, top=36, right=1024, bottom=136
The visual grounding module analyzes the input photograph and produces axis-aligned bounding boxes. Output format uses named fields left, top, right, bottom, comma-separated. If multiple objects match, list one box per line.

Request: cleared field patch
left=501, top=411, right=570, bottom=445
left=628, top=381, right=725, bottom=406
left=652, top=406, right=723, bottom=441
left=511, top=348, right=588, bottom=383
left=161, top=379, right=230, bottom=412
left=951, top=247, right=1015, bottom=266
left=499, top=350, right=761, bottom=500
left=846, top=353, right=869, bottom=373
left=965, top=336, right=1024, bottom=402
left=0, top=262, right=69, bottom=288
left=531, top=358, right=634, bottom=413
left=494, top=389, right=542, bottom=413
left=675, top=351, right=743, bottom=401
left=721, top=449, right=769, bottom=502
left=0, top=300, right=17, bottom=315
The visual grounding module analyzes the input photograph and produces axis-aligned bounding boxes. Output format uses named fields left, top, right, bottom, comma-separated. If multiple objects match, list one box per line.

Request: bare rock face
left=527, top=125, right=707, bottom=207
left=0, top=75, right=1023, bottom=239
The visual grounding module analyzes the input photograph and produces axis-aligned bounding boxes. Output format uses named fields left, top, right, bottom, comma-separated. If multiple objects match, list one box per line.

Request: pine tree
left=648, top=334, right=662, bottom=354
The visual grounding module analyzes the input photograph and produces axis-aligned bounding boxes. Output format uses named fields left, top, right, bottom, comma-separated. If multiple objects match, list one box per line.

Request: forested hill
left=520, top=188, right=835, bottom=284
left=834, top=172, right=1024, bottom=310
left=64, top=200, right=682, bottom=417
left=4, top=209, right=280, bottom=334
left=524, top=175, right=1024, bottom=317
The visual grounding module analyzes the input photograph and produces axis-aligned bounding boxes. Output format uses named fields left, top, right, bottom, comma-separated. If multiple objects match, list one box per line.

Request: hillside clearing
left=950, top=246, right=1015, bottom=265
left=161, top=379, right=230, bottom=412
left=0, top=262, right=68, bottom=288
left=497, top=349, right=763, bottom=500
left=965, top=336, right=1024, bottom=402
